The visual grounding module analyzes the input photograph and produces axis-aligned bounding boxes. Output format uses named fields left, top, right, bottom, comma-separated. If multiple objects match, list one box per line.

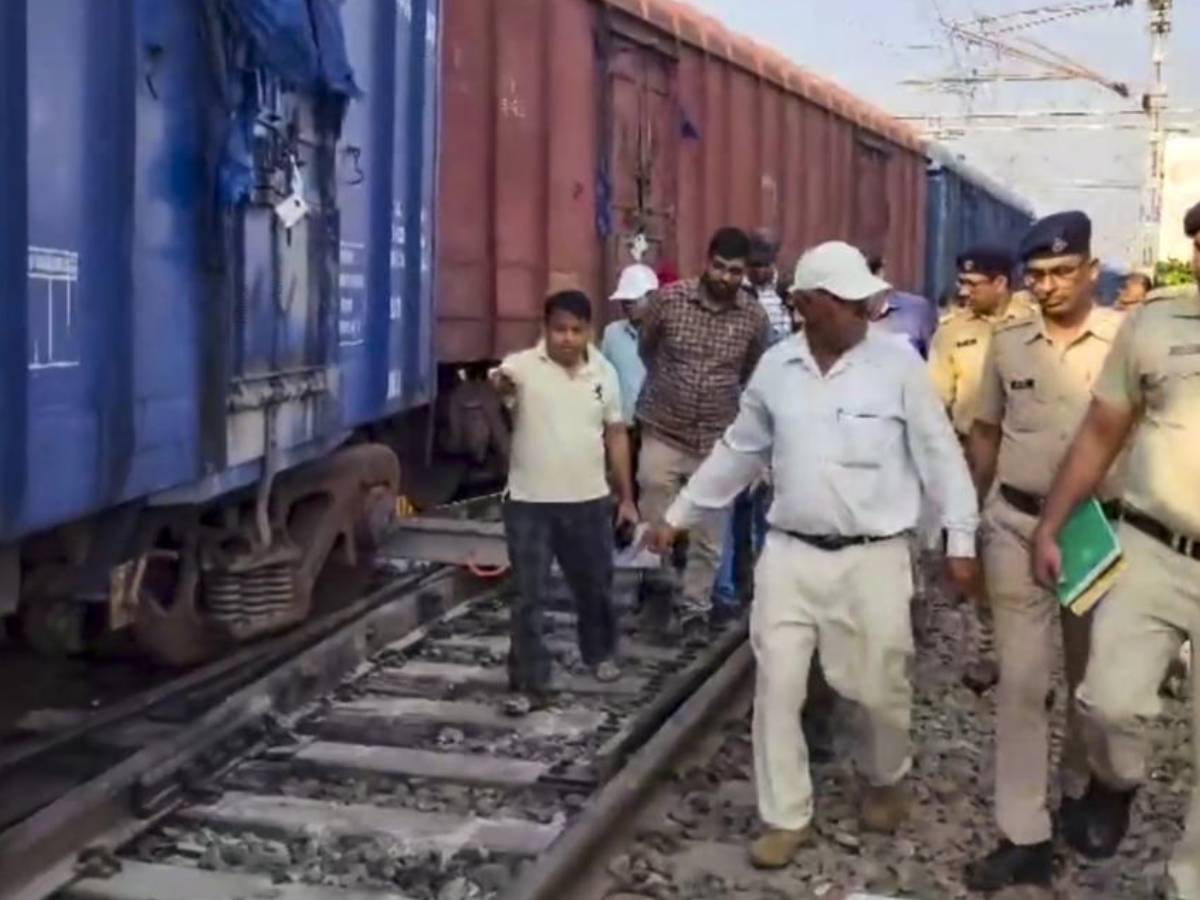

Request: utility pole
left=1140, top=0, right=1172, bottom=268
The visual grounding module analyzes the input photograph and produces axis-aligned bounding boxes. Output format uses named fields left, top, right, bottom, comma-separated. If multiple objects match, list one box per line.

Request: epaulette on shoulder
left=993, top=316, right=1035, bottom=335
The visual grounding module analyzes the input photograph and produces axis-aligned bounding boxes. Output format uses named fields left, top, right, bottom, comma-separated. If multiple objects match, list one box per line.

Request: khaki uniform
left=1075, top=288, right=1200, bottom=896
left=926, top=294, right=1034, bottom=674
left=975, top=304, right=1124, bottom=845
left=929, top=293, right=1036, bottom=436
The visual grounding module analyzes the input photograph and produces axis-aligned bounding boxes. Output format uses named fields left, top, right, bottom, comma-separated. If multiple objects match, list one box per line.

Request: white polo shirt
left=501, top=341, right=625, bottom=503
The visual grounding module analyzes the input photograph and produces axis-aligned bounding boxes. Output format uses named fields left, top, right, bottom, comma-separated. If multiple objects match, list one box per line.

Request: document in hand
left=613, top=523, right=663, bottom=570
left=1056, top=498, right=1125, bottom=616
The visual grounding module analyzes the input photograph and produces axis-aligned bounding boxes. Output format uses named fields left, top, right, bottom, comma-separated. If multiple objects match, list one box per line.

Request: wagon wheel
left=132, top=549, right=226, bottom=668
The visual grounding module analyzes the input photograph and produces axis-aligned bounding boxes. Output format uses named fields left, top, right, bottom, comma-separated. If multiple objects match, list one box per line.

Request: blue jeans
left=713, top=485, right=769, bottom=608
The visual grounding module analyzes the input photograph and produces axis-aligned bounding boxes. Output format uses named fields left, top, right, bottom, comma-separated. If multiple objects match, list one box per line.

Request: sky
left=683, top=0, right=1200, bottom=267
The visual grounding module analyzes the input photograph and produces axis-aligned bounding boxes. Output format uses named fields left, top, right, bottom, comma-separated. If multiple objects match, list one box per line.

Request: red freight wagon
left=436, top=0, right=928, bottom=363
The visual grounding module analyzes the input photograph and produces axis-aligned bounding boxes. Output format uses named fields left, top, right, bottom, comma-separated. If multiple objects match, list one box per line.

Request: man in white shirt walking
left=491, top=291, right=639, bottom=716
left=646, top=242, right=980, bottom=868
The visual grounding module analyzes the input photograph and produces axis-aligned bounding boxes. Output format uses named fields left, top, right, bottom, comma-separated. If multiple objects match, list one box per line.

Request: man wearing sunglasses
left=964, top=211, right=1124, bottom=892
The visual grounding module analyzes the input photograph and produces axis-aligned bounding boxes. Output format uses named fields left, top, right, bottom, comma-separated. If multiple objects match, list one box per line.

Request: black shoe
left=1062, top=778, right=1136, bottom=859
left=964, top=839, right=1053, bottom=892
left=962, top=658, right=999, bottom=694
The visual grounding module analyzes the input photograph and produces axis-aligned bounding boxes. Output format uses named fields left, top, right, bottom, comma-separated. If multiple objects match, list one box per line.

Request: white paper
left=613, top=523, right=662, bottom=570
left=274, top=193, right=309, bottom=229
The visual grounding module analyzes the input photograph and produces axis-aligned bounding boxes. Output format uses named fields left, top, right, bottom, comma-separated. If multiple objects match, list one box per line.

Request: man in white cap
left=601, top=263, right=659, bottom=426
left=645, top=241, right=980, bottom=868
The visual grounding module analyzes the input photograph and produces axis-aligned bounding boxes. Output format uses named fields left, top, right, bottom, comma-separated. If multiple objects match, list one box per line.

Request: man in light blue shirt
left=866, top=254, right=939, bottom=359
left=600, top=263, right=658, bottom=423
left=645, top=241, right=979, bottom=869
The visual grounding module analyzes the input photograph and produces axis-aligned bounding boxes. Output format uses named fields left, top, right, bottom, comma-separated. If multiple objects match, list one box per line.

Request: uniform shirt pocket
left=1005, top=377, right=1047, bottom=433
left=1161, top=356, right=1200, bottom=422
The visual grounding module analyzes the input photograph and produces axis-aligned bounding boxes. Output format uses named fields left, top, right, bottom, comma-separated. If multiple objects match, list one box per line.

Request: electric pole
left=1140, top=0, right=1172, bottom=268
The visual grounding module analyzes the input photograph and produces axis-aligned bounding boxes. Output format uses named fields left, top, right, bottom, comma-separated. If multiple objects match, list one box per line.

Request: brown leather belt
left=1124, top=508, right=1200, bottom=562
left=774, top=529, right=902, bottom=552
left=999, top=483, right=1122, bottom=521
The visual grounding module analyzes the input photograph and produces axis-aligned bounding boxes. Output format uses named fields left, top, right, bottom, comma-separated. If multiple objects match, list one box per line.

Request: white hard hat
left=790, top=241, right=890, bottom=301
left=610, top=264, right=659, bottom=302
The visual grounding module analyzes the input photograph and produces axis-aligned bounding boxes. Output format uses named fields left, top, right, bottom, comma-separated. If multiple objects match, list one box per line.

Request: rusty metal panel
left=546, top=0, right=602, bottom=301
left=780, top=94, right=806, bottom=260
left=493, top=0, right=550, bottom=354
left=437, top=0, right=494, bottom=361
left=700, top=55, right=730, bottom=267
left=674, top=50, right=705, bottom=275
left=727, top=68, right=759, bottom=230
left=852, top=136, right=892, bottom=259
left=435, top=0, right=930, bottom=365
left=603, top=33, right=677, bottom=287
left=756, top=85, right=783, bottom=236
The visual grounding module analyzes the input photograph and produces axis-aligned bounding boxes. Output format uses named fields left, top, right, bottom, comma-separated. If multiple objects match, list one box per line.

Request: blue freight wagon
left=0, top=0, right=441, bottom=664
left=924, top=146, right=1036, bottom=309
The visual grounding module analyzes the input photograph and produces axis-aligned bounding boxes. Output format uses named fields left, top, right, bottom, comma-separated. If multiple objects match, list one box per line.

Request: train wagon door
left=852, top=135, right=891, bottom=261
left=604, top=35, right=678, bottom=287
left=225, top=92, right=339, bottom=472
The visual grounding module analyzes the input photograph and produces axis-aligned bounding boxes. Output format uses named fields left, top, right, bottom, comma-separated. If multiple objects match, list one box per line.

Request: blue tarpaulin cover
left=227, top=0, right=360, bottom=97
left=217, top=0, right=360, bottom=206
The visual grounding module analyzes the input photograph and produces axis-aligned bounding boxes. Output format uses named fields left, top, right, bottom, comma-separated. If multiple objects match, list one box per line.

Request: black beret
left=1019, top=211, right=1092, bottom=262
left=956, top=246, right=1015, bottom=279
left=1185, top=201, right=1200, bottom=238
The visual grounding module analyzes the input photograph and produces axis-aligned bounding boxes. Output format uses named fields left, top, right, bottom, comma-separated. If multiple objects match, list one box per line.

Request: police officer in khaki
left=930, top=247, right=1034, bottom=439
left=1032, top=202, right=1200, bottom=898
left=928, top=248, right=1033, bottom=690
left=964, top=211, right=1124, bottom=892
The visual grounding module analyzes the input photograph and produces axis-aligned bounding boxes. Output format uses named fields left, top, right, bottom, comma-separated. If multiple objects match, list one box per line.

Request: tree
left=1156, top=258, right=1196, bottom=287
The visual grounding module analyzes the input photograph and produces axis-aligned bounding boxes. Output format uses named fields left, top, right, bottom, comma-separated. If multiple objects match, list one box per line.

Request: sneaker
left=964, top=839, right=1053, bottom=891
left=860, top=782, right=908, bottom=833
left=593, top=660, right=621, bottom=683
left=748, top=827, right=810, bottom=869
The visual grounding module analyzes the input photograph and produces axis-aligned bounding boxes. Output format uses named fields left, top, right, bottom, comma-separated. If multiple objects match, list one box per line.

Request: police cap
left=956, top=246, right=1014, bottom=280
left=1019, top=211, right=1092, bottom=262
left=1185, top=201, right=1200, bottom=238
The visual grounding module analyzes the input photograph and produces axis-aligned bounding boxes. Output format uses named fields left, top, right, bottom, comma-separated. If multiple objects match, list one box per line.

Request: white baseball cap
left=610, top=264, right=659, bottom=302
left=790, top=241, right=890, bottom=301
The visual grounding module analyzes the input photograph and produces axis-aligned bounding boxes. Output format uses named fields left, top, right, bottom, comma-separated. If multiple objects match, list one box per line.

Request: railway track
left=7, top=525, right=1190, bottom=900
left=0, top=559, right=482, bottom=900
left=550, top=575, right=1192, bottom=900
left=0, top=511, right=753, bottom=900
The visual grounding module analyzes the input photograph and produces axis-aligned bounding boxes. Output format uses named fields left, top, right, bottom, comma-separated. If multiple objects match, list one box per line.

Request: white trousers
left=750, top=531, right=915, bottom=830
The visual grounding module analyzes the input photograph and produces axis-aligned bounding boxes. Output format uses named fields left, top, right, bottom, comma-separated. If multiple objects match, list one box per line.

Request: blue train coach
left=924, top=146, right=1036, bottom=308
left=0, top=0, right=441, bottom=664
